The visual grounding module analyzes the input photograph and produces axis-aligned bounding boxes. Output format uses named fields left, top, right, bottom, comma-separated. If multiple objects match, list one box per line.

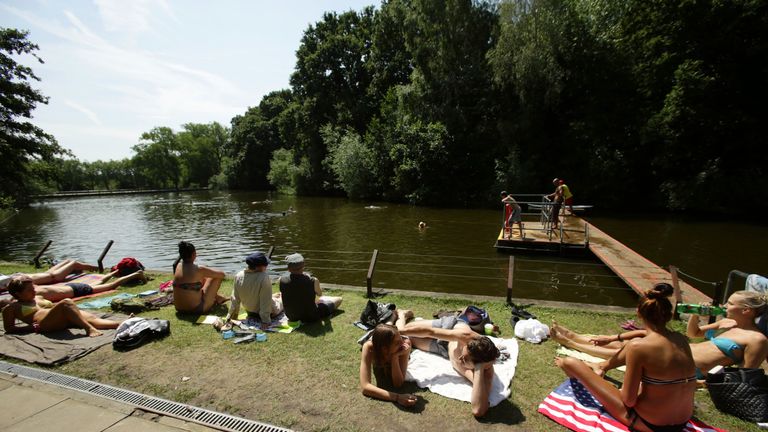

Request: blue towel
left=77, top=293, right=135, bottom=309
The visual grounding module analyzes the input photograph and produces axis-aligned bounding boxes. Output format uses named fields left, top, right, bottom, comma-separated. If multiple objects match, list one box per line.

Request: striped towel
left=539, top=378, right=724, bottom=432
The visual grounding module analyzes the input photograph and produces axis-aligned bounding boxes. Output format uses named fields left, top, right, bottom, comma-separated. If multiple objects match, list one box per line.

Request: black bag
left=359, top=300, right=396, bottom=329
left=113, top=317, right=170, bottom=350
left=706, top=367, right=768, bottom=422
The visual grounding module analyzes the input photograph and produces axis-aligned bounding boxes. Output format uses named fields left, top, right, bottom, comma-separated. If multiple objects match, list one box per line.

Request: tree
left=131, top=127, right=181, bottom=189
left=0, top=28, right=65, bottom=207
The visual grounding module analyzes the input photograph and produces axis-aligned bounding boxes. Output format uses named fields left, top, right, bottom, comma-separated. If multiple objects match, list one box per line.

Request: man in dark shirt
left=279, top=253, right=342, bottom=322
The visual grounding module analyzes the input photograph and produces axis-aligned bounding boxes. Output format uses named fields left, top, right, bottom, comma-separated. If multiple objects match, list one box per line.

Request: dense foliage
left=5, top=0, right=767, bottom=214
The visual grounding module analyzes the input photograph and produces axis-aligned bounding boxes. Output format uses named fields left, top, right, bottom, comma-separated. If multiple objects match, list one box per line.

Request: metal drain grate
left=0, top=360, right=290, bottom=432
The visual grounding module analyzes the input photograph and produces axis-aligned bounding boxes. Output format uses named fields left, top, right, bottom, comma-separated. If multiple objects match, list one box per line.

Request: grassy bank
left=0, top=262, right=757, bottom=431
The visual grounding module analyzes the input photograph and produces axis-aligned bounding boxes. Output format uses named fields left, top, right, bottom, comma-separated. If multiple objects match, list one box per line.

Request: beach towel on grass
left=0, top=312, right=130, bottom=365
left=556, top=346, right=625, bottom=372
left=405, top=336, right=518, bottom=407
left=539, top=378, right=724, bottom=432
left=238, top=312, right=301, bottom=334
left=77, top=292, right=135, bottom=309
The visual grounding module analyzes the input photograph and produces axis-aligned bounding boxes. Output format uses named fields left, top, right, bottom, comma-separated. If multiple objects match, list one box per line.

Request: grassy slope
left=0, top=262, right=757, bottom=431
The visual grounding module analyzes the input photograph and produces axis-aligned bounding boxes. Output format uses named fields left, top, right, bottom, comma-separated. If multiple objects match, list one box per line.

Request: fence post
left=97, top=240, right=114, bottom=273
left=32, top=240, right=52, bottom=268
left=366, top=249, right=379, bottom=298
left=506, top=256, right=515, bottom=304
left=267, top=246, right=274, bottom=259
left=669, top=265, right=682, bottom=320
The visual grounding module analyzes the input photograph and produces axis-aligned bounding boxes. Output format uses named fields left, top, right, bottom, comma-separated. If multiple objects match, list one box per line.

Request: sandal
left=509, top=302, right=536, bottom=320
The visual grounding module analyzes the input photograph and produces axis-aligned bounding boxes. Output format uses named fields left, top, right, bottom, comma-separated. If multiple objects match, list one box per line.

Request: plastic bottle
left=676, top=303, right=726, bottom=316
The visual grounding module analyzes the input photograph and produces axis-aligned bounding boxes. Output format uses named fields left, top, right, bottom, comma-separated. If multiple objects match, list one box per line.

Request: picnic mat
left=196, top=312, right=302, bottom=333
left=405, top=336, right=518, bottom=407
left=0, top=312, right=129, bottom=365
left=539, top=378, right=724, bottom=432
left=77, top=292, right=135, bottom=309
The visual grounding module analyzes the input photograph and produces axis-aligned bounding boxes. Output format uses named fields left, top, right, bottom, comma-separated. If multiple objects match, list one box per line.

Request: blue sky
left=2, top=0, right=377, bottom=162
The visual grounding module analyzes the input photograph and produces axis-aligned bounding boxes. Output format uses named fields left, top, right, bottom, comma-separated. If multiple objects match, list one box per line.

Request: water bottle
left=676, top=303, right=726, bottom=316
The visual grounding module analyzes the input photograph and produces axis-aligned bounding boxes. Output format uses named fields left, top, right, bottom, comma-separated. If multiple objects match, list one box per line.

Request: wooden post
left=32, top=240, right=52, bottom=268
left=366, top=249, right=379, bottom=298
left=97, top=240, right=114, bottom=273
left=507, top=256, right=515, bottom=304
left=267, top=246, right=274, bottom=259
left=670, top=265, right=682, bottom=320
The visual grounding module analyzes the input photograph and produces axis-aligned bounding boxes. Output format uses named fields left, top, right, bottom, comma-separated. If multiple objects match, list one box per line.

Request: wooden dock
left=585, top=221, right=712, bottom=303
left=495, top=212, right=713, bottom=303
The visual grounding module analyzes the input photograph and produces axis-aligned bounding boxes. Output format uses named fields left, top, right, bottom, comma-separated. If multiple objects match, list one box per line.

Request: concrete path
left=0, top=374, right=222, bottom=432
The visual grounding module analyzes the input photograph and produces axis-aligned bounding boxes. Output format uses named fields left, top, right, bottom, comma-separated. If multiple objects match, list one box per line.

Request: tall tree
left=0, top=28, right=65, bottom=207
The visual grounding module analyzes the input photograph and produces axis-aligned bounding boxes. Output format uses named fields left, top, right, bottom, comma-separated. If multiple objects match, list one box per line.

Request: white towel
left=746, top=274, right=768, bottom=293
left=405, top=336, right=518, bottom=407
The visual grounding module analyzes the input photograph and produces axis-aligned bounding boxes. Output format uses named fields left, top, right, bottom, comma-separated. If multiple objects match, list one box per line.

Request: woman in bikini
left=17, top=259, right=100, bottom=285
left=552, top=290, right=768, bottom=377
left=359, top=310, right=418, bottom=407
left=2, top=276, right=123, bottom=337
left=172, top=241, right=227, bottom=314
left=555, top=283, right=696, bottom=432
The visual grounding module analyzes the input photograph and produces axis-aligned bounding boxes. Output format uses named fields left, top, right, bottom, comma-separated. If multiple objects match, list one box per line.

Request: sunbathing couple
left=553, top=285, right=768, bottom=432
left=360, top=307, right=500, bottom=417
left=1, top=260, right=148, bottom=337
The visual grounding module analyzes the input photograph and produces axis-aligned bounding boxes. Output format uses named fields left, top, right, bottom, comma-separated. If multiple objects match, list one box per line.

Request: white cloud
left=64, top=100, right=102, bottom=125
left=93, top=0, right=178, bottom=36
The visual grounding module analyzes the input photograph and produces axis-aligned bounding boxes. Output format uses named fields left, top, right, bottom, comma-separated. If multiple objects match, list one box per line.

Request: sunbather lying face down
left=555, top=283, right=697, bottom=432
left=399, top=310, right=500, bottom=417
left=2, top=276, right=124, bottom=337
left=552, top=290, right=768, bottom=377
left=359, top=310, right=418, bottom=407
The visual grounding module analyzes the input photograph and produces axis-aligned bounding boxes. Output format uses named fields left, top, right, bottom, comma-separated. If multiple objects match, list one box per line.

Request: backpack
left=113, top=317, right=170, bottom=350
left=111, top=257, right=145, bottom=276
left=459, top=305, right=493, bottom=334
left=359, top=300, right=396, bottom=329
left=111, top=297, right=153, bottom=313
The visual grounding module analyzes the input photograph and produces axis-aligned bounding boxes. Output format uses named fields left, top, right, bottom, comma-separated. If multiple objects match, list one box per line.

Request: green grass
left=0, top=261, right=759, bottom=431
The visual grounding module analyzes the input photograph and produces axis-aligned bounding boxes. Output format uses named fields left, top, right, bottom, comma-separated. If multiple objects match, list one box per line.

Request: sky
left=2, top=0, right=377, bottom=162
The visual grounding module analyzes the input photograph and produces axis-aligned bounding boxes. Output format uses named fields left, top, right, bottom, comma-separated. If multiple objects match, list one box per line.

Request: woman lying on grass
left=552, top=290, right=768, bottom=378
left=359, top=310, right=419, bottom=407
left=555, top=283, right=696, bottom=432
left=2, top=276, right=124, bottom=337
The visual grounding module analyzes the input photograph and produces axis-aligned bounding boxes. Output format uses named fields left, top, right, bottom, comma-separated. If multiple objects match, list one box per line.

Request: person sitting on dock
left=3, top=276, right=125, bottom=337
left=554, top=283, right=697, bottom=432
left=360, top=310, right=419, bottom=407
left=279, top=253, right=342, bottom=323
left=551, top=290, right=768, bottom=378
left=173, top=241, right=227, bottom=314
left=225, top=252, right=277, bottom=330
left=399, top=312, right=500, bottom=417
left=501, top=192, right=524, bottom=239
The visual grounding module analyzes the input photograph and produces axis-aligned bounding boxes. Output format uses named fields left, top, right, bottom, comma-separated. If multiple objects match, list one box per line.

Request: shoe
left=509, top=303, right=536, bottom=320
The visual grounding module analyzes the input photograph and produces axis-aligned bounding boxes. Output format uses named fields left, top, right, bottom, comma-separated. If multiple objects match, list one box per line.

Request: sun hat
left=245, top=252, right=269, bottom=267
left=285, top=253, right=305, bottom=265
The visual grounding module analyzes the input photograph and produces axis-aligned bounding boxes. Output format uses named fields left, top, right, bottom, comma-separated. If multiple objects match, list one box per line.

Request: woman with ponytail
left=555, top=283, right=696, bottom=431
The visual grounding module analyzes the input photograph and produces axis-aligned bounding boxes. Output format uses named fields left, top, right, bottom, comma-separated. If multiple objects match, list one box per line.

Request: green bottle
left=676, top=303, right=726, bottom=316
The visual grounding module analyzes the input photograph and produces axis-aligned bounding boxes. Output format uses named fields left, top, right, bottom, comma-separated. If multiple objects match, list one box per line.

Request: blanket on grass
left=405, top=336, right=518, bottom=407
left=77, top=292, right=135, bottom=309
left=539, top=378, right=724, bottom=432
left=0, top=312, right=129, bottom=365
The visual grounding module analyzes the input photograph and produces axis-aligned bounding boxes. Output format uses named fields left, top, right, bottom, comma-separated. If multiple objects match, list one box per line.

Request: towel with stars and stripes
left=538, top=378, right=724, bottom=432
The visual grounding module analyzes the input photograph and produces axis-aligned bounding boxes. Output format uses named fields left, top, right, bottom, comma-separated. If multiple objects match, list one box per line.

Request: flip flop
left=509, top=302, right=536, bottom=320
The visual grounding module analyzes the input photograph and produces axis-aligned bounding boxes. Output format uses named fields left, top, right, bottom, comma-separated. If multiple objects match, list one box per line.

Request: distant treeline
left=8, top=0, right=768, bottom=214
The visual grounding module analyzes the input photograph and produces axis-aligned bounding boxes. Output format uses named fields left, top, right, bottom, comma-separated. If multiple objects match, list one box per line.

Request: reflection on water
left=1, top=192, right=764, bottom=308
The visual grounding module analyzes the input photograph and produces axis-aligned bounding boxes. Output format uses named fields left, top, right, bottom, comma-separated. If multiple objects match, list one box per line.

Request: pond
left=1, top=191, right=765, bottom=308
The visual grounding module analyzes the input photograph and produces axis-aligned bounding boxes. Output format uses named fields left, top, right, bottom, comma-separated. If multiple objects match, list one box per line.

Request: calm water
left=1, top=191, right=765, bottom=307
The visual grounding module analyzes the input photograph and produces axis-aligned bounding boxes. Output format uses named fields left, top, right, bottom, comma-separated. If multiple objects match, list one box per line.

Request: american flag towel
left=538, top=378, right=725, bottom=432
